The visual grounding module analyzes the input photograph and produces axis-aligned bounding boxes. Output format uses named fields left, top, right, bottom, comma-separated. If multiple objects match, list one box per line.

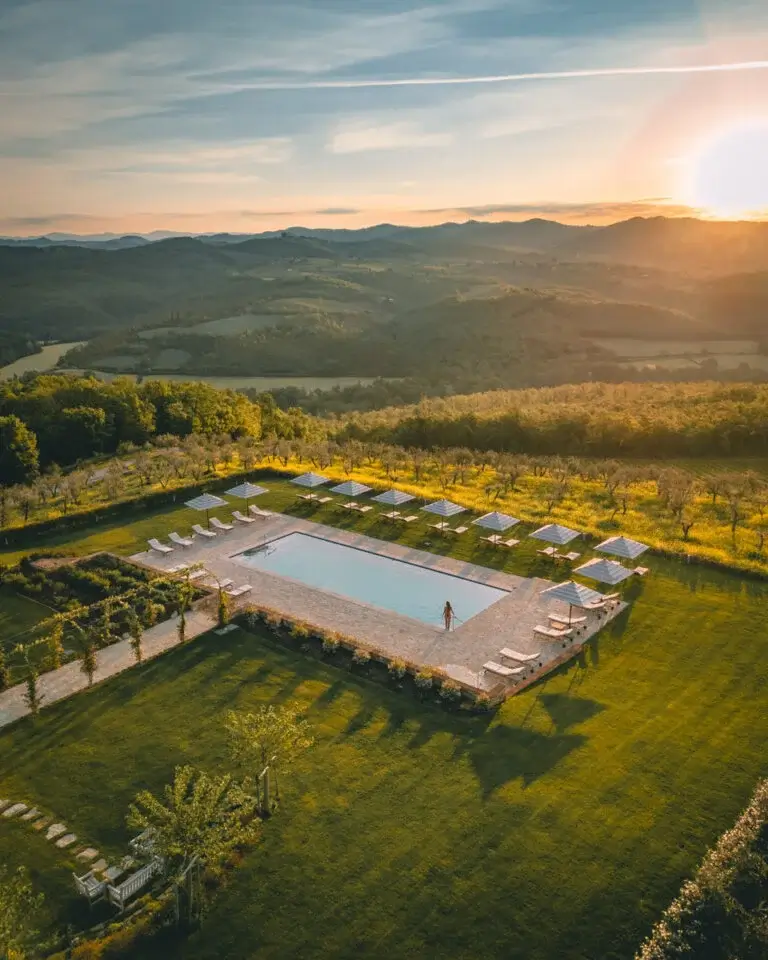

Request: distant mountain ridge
left=2, top=216, right=768, bottom=274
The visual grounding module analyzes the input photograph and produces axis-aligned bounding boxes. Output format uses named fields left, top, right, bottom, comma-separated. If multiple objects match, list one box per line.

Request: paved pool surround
left=132, top=512, right=626, bottom=694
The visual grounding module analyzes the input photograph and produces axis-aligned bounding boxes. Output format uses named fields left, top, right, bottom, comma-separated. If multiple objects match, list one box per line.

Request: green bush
left=265, top=613, right=283, bottom=632
left=414, top=669, right=434, bottom=690
left=290, top=622, right=309, bottom=641
left=321, top=634, right=340, bottom=654
left=473, top=694, right=494, bottom=712
left=439, top=679, right=461, bottom=701
left=387, top=658, right=407, bottom=680
left=352, top=647, right=371, bottom=666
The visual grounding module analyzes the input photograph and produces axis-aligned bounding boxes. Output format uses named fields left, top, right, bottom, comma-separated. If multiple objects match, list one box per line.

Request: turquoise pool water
left=237, top=532, right=507, bottom=628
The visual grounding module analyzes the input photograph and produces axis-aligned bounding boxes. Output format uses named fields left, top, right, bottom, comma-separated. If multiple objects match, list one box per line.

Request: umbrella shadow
left=539, top=692, right=606, bottom=733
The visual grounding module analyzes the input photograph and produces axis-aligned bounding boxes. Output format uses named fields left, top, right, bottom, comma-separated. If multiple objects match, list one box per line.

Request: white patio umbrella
left=185, top=492, right=228, bottom=527
left=330, top=481, right=372, bottom=497
left=596, top=535, right=649, bottom=560
left=529, top=523, right=580, bottom=546
left=226, top=481, right=269, bottom=508
left=371, top=489, right=415, bottom=506
left=422, top=499, right=466, bottom=531
left=540, top=579, right=605, bottom=623
left=472, top=511, right=521, bottom=533
left=291, top=472, right=330, bottom=502
left=575, top=558, right=634, bottom=585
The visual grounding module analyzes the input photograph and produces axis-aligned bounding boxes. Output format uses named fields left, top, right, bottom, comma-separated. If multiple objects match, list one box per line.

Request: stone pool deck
left=131, top=512, right=626, bottom=695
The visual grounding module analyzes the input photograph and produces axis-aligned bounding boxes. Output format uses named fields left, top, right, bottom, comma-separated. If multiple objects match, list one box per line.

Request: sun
left=682, top=121, right=768, bottom=218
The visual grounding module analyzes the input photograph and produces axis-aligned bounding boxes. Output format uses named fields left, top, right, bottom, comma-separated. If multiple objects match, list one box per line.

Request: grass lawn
left=0, top=588, right=51, bottom=645
left=1, top=549, right=767, bottom=959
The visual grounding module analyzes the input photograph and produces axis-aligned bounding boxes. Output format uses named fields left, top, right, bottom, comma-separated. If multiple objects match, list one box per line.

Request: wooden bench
left=107, top=859, right=162, bottom=913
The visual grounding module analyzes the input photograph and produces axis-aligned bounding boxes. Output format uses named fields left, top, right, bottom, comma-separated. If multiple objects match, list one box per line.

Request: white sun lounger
left=634, top=566, right=649, bottom=576
left=232, top=510, right=255, bottom=524
left=148, top=538, right=173, bottom=554
left=248, top=505, right=274, bottom=519
left=395, top=514, right=418, bottom=523
left=166, top=563, right=189, bottom=574
left=169, top=531, right=194, bottom=548
left=537, top=546, right=558, bottom=557
left=225, top=584, right=252, bottom=598
left=192, top=524, right=216, bottom=539
left=481, top=535, right=502, bottom=545
left=357, top=505, right=373, bottom=513
left=499, top=648, right=541, bottom=663
left=502, top=538, right=520, bottom=548
left=445, top=525, right=468, bottom=535
left=559, top=551, right=581, bottom=561
left=210, top=517, right=234, bottom=532
left=483, top=661, right=525, bottom=678
left=317, top=496, right=333, bottom=504
left=534, top=624, right=573, bottom=639
left=548, top=613, right=587, bottom=627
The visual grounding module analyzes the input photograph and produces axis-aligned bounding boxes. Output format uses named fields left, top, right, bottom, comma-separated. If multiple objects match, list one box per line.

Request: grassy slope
left=0, top=483, right=766, bottom=957
left=0, top=555, right=766, bottom=960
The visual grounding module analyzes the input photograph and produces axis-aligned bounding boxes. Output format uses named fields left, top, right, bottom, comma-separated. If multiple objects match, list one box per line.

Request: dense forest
left=0, top=375, right=312, bottom=483
left=338, top=382, right=768, bottom=458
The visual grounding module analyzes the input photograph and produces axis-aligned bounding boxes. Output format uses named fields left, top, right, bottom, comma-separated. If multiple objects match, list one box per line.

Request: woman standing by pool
left=443, top=601, right=454, bottom=631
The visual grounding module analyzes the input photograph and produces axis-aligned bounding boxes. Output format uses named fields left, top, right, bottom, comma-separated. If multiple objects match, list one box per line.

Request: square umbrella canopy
left=185, top=492, right=229, bottom=527
left=530, top=523, right=580, bottom=546
left=422, top=499, right=466, bottom=518
left=541, top=579, right=605, bottom=622
left=291, top=472, right=330, bottom=488
left=472, top=511, right=521, bottom=533
left=372, top=489, right=415, bottom=506
left=330, top=481, right=372, bottom=497
left=575, top=557, right=634, bottom=585
left=596, top=535, right=649, bottom=560
left=226, top=482, right=269, bottom=501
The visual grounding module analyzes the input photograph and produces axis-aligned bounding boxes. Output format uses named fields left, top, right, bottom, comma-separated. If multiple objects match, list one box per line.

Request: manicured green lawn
left=0, top=588, right=51, bottom=645
left=1, top=551, right=766, bottom=959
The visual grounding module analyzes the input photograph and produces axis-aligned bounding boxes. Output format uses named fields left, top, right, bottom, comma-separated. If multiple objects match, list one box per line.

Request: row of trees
left=339, top=382, right=768, bottom=458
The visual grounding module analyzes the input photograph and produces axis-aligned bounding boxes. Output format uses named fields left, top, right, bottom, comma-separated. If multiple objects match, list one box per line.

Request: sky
left=1, top=0, right=768, bottom=235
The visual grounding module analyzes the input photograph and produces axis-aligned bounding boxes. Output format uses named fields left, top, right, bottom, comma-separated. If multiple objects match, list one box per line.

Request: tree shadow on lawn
left=539, top=692, right=606, bottom=733
left=460, top=724, right=588, bottom=797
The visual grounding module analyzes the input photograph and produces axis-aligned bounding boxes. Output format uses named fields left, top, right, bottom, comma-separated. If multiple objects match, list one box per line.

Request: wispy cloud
left=329, top=121, right=452, bottom=154
left=420, top=199, right=700, bottom=221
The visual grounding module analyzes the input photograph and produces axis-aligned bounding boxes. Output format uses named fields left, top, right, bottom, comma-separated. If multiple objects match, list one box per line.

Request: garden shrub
left=473, top=694, right=493, bottom=712
left=439, top=679, right=461, bottom=701
left=414, top=669, right=434, bottom=690
left=321, top=634, right=340, bottom=654
left=290, top=622, right=309, bottom=641
left=387, top=658, right=407, bottom=679
left=352, top=647, right=371, bottom=666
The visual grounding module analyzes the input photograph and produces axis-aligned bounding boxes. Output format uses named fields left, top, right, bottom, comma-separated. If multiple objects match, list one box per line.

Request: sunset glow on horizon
left=1, top=0, right=767, bottom=236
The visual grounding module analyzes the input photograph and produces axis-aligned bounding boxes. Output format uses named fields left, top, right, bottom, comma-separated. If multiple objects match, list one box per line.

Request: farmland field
left=592, top=338, right=760, bottom=357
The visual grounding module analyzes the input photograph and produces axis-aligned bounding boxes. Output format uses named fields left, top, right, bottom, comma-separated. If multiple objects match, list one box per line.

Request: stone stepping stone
left=2, top=803, right=28, bottom=819
left=46, top=823, right=67, bottom=841
left=21, top=808, right=41, bottom=821
left=0, top=799, right=9, bottom=811
left=33, top=817, right=52, bottom=831
left=76, top=847, right=99, bottom=862
left=92, top=859, right=108, bottom=873
left=56, top=833, right=78, bottom=849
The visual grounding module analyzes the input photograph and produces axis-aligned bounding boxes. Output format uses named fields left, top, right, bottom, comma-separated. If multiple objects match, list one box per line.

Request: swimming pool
left=236, top=532, right=507, bottom=628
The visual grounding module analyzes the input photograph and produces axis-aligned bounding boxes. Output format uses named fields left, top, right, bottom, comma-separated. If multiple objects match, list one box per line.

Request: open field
left=0, top=342, right=86, bottom=380
left=592, top=338, right=760, bottom=357
left=0, top=546, right=766, bottom=959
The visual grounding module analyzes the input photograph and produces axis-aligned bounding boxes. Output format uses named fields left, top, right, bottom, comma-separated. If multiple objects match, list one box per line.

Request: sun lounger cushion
left=534, top=624, right=573, bottom=639
left=233, top=511, right=255, bottom=524
left=148, top=538, right=173, bottom=554
left=483, top=661, right=525, bottom=678
left=499, top=648, right=541, bottom=663
left=169, top=532, right=194, bottom=547
left=210, top=517, right=234, bottom=531
left=192, top=524, right=216, bottom=539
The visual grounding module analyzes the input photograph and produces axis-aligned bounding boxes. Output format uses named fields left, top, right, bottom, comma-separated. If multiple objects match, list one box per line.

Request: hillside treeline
left=0, top=375, right=311, bottom=484
left=339, top=382, right=768, bottom=458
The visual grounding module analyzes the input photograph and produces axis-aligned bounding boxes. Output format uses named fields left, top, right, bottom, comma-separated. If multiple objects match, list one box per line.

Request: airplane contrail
left=235, top=60, right=768, bottom=91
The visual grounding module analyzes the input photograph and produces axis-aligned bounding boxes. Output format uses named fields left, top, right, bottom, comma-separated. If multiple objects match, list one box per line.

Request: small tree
left=24, top=669, right=42, bottom=716
left=226, top=704, right=313, bottom=815
left=128, top=765, right=257, bottom=927
left=0, top=865, right=44, bottom=960
left=80, top=639, right=97, bottom=687
left=217, top=587, right=230, bottom=629
left=0, top=649, right=10, bottom=691
left=679, top=508, right=697, bottom=542
left=176, top=575, right=195, bottom=643
left=127, top=612, right=144, bottom=663
left=47, top=621, right=65, bottom=670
